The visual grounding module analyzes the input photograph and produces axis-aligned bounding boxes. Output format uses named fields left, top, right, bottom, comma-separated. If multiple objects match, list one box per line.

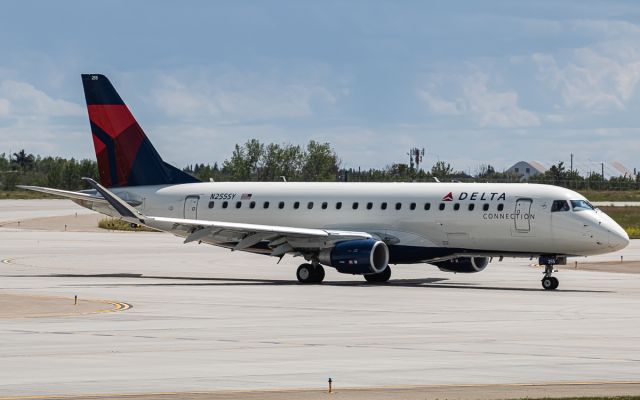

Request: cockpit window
left=551, top=200, right=570, bottom=212
left=571, top=199, right=595, bottom=212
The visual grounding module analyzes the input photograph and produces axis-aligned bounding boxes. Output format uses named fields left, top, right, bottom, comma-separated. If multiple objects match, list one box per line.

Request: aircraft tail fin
left=81, top=74, right=199, bottom=188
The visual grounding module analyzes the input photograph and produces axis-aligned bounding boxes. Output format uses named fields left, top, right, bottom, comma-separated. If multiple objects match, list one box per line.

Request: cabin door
left=514, top=198, right=532, bottom=232
left=184, top=196, right=199, bottom=219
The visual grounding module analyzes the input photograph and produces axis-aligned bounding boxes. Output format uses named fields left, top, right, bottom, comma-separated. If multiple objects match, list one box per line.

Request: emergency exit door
left=184, top=196, right=199, bottom=219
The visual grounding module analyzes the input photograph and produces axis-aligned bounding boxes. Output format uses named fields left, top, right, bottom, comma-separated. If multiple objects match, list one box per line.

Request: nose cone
left=594, top=209, right=630, bottom=251
left=609, top=223, right=630, bottom=251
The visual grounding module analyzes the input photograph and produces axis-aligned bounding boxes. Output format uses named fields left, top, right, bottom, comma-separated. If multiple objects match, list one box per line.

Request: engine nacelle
left=434, top=257, right=489, bottom=273
left=319, top=239, right=389, bottom=275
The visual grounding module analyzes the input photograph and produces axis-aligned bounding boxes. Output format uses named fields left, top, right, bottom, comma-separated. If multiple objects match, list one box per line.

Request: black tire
left=296, top=264, right=315, bottom=284
left=313, top=265, right=325, bottom=283
left=364, top=266, right=391, bottom=283
left=550, top=276, right=559, bottom=290
left=542, top=276, right=556, bottom=290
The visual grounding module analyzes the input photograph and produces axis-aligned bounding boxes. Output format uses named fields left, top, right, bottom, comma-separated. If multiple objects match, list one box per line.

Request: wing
left=149, top=215, right=372, bottom=255
left=74, top=178, right=373, bottom=257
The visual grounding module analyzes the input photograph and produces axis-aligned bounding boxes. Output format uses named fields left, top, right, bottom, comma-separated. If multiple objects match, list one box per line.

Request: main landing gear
left=296, top=263, right=325, bottom=284
left=539, top=256, right=560, bottom=291
left=364, top=266, right=392, bottom=284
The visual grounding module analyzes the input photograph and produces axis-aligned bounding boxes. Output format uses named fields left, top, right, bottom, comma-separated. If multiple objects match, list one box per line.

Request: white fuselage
left=89, top=182, right=628, bottom=263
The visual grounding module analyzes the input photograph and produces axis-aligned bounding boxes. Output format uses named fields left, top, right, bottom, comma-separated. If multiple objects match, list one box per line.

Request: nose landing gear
left=539, top=256, right=560, bottom=290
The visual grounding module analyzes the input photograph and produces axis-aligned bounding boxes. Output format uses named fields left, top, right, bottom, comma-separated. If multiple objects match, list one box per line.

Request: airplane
left=20, top=74, right=630, bottom=291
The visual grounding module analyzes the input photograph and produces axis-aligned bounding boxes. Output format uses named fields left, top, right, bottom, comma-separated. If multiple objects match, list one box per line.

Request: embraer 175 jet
left=21, top=74, right=630, bottom=290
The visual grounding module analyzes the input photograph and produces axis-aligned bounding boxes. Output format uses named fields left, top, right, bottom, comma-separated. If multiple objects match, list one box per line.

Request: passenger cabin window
left=321, top=202, right=328, bottom=209
left=424, top=203, right=431, bottom=210
left=307, top=202, right=314, bottom=209
left=222, top=201, right=229, bottom=209
left=381, top=202, right=387, bottom=210
left=336, top=202, right=342, bottom=210
left=293, top=201, right=300, bottom=209
left=571, top=200, right=595, bottom=212
left=439, top=203, right=445, bottom=211
left=453, top=203, right=460, bottom=211
left=235, top=201, right=242, bottom=209
left=208, top=201, right=215, bottom=209
left=278, top=201, right=285, bottom=209
left=410, top=202, right=416, bottom=210
left=263, top=201, right=270, bottom=209
left=249, top=201, right=256, bottom=209
left=551, top=200, right=570, bottom=212
left=352, top=202, right=359, bottom=210
left=497, top=203, right=504, bottom=211
left=483, top=204, right=489, bottom=211
left=468, top=203, right=475, bottom=211
left=366, top=202, right=373, bottom=210
left=395, top=202, right=402, bottom=210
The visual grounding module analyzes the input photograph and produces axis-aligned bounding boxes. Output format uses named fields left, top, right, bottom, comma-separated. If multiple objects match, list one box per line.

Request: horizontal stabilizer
left=81, top=178, right=144, bottom=223
left=17, top=185, right=108, bottom=204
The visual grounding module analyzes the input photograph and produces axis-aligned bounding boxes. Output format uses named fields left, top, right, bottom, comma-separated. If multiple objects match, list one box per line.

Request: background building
left=506, top=161, right=547, bottom=180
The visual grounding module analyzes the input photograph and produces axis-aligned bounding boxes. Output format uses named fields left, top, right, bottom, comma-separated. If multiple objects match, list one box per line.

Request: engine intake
left=319, top=239, right=389, bottom=275
left=434, top=257, right=489, bottom=273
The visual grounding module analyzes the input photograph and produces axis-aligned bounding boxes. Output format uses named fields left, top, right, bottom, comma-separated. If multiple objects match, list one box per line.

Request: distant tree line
left=0, top=150, right=98, bottom=191
left=3, top=143, right=640, bottom=191
left=185, top=139, right=339, bottom=182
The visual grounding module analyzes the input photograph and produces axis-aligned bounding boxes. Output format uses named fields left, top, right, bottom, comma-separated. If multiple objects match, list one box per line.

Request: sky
left=2, top=0, right=640, bottom=174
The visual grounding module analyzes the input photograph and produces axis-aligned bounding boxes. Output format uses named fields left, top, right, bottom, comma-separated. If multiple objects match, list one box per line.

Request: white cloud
left=417, top=90, right=460, bottom=115
left=152, top=73, right=339, bottom=122
left=569, top=19, right=640, bottom=38
left=0, top=80, right=87, bottom=158
left=0, top=80, right=83, bottom=117
left=0, top=98, right=9, bottom=116
left=533, top=48, right=640, bottom=111
left=418, top=72, right=540, bottom=128
left=530, top=18, right=640, bottom=113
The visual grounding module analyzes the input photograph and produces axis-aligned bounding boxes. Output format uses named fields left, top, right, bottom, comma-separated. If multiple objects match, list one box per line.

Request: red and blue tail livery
left=81, top=74, right=199, bottom=188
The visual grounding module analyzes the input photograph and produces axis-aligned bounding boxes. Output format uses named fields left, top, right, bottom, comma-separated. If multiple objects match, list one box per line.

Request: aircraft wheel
left=364, top=266, right=391, bottom=283
left=313, top=265, right=325, bottom=283
left=297, top=264, right=315, bottom=284
left=542, top=276, right=557, bottom=290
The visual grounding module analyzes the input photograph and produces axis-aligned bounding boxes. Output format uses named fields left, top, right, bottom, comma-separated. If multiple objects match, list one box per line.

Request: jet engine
left=434, top=256, right=489, bottom=273
left=319, top=239, right=389, bottom=274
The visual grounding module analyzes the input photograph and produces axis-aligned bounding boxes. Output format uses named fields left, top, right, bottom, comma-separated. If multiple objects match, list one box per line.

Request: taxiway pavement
left=1, top=200, right=640, bottom=398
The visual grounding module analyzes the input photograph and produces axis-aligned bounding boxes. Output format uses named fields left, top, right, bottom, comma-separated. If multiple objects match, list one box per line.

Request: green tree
left=431, top=161, right=453, bottom=180
left=11, top=149, right=35, bottom=170
left=301, top=141, right=339, bottom=181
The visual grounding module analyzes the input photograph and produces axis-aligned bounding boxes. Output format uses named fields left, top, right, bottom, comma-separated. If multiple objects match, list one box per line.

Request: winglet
left=81, top=177, right=144, bottom=223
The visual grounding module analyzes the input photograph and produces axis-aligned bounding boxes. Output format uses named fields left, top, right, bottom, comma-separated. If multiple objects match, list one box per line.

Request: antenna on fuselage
left=279, top=176, right=287, bottom=182
left=433, top=177, right=440, bottom=183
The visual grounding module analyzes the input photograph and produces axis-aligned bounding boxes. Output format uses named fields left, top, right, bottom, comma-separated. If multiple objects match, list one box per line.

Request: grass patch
left=599, top=206, right=640, bottom=239
left=582, top=190, right=640, bottom=202
left=0, top=190, right=55, bottom=199
left=98, top=217, right=157, bottom=232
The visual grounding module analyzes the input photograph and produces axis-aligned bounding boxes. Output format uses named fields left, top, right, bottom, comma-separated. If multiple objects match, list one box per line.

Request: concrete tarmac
left=2, top=200, right=640, bottom=398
